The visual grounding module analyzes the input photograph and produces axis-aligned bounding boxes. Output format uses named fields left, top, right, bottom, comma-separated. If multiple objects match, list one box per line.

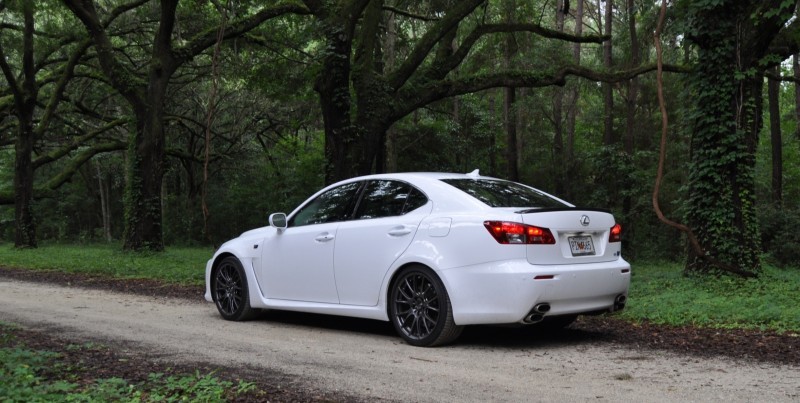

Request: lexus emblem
left=579, top=215, right=590, bottom=226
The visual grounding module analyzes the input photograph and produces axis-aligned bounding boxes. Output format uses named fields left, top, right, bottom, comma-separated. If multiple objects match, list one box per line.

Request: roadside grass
left=621, top=261, right=800, bottom=333
left=0, top=242, right=209, bottom=285
left=0, top=243, right=798, bottom=333
left=0, top=322, right=257, bottom=402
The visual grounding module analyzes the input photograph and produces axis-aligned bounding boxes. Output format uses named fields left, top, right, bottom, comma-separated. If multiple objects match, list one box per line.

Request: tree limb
left=388, top=0, right=486, bottom=90
left=396, top=63, right=688, bottom=118
left=174, top=2, right=311, bottom=65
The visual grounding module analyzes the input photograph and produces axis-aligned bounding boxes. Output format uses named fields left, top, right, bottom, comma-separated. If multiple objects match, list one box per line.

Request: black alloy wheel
left=212, top=256, right=255, bottom=321
left=389, top=266, right=462, bottom=347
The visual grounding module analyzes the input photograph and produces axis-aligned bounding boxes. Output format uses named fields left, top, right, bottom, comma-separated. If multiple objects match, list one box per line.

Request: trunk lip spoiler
left=514, top=207, right=612, bottom=214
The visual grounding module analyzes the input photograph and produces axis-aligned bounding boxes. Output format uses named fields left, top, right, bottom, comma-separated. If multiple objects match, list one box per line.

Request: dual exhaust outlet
left=523, top=303, right=551, bottom=324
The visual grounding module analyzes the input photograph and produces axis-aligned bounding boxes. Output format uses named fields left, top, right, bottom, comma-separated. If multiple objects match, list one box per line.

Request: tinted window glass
left=441, top=179, right=567, bottom=208
left=355, top=180, right=428, bottom=219
left=289, top=182, right=362, bottom=227
left=402, top=188, right=428, bottom=214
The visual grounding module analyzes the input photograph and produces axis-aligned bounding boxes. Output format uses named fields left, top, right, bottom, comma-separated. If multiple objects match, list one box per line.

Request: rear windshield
left=441, top=179, right=568, bottom=208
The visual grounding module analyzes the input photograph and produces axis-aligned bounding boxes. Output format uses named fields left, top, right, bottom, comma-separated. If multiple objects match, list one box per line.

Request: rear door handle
left=388, top=226, right=413, bottom=237
left=315, top=232, right=335, bottom=242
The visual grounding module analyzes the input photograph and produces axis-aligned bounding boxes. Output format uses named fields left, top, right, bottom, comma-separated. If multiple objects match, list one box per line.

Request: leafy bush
left=758, top=205, right=800, bottom=268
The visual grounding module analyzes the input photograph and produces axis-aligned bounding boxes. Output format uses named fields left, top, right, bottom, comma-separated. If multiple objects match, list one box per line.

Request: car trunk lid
left=518, top=208, right=619, bottom=265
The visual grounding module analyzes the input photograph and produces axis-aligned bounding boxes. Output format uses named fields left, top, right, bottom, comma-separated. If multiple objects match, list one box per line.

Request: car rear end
left=432, top=176, right=630, bottom=325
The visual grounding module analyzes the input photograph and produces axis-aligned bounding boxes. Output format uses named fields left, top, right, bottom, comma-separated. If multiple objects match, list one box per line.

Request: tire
left=211, top=256, right=256, bottom=321
left=389, top=265, right=463, bottom=347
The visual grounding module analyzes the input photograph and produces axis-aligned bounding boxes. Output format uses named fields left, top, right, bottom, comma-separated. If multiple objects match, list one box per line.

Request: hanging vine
left=652, top=0, right=757, bottom=278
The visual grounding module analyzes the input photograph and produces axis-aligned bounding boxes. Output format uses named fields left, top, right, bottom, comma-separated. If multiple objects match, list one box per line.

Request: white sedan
left=205, top=171, right=630, bottom=346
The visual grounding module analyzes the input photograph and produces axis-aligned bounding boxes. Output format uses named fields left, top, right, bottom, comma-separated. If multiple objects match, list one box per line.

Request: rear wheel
left=212, top=256, right=256, bottom=321
left=389, top=265, right=462, bottom=347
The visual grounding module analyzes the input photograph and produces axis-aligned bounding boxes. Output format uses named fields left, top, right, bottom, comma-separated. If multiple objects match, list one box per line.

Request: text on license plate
left=568, top=236, right=595, bottom=256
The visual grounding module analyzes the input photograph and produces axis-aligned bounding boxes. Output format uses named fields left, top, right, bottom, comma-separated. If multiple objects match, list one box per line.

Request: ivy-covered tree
left=682, top=0, right=798, bottom=276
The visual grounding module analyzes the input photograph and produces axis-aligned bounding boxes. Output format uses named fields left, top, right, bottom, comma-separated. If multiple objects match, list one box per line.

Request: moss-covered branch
left=0, top=140, right=126, bottom=205
left=395, top=63, right=688, bottom=120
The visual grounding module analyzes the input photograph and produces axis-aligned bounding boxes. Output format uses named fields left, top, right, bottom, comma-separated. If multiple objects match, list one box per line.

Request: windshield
left=441, top=179, right=568, bottom=209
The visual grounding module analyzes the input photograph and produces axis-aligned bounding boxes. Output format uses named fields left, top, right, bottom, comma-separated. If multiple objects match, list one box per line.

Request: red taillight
left=609, top=224, right=622, bottom=243
left=484, top=221, right=556, bottom=244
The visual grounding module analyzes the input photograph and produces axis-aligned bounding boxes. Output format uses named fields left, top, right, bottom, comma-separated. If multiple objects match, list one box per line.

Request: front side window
left=289, top=182, right=363, bottom=227
left=354, top=180, right=428, bottom=219
left=441, top=179, right=567, bottom=208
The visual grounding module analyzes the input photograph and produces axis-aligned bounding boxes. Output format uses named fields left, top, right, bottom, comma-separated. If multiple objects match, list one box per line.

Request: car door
left=333, top=180, right=431, bottom=306
left=260, top=181, right=363, bottom=303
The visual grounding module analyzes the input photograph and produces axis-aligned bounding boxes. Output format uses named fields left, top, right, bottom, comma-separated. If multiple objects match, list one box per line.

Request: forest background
left=2, top=0, right=800, bottom=277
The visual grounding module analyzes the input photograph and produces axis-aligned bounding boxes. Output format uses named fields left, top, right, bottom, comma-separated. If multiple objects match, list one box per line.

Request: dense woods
left=2, top=0, right=800, bottom=275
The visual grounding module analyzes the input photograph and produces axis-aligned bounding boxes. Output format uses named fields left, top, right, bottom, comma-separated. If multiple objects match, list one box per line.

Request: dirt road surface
left=1, top=276, right=797, bottom=402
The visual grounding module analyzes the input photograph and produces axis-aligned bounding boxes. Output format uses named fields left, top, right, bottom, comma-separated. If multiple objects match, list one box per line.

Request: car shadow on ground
left=252, top=310, right=613, bottom=349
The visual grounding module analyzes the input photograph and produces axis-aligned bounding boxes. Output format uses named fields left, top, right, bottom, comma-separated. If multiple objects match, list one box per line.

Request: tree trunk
left=601, top=0, right=614, bottom=146
left=504, top=1, right=518, bottom=181
left=768, top=66, right=782, bottom=207
left=794, top=54, right=800, bottom=140
left=504, top=87, right=518, bottom=181
left=8, top=1, right=37, bottom=248
left=95, top=161, right=112, bottom=241
left=622, top=0, right=639, bottom=226
left=317, top=20, right=356, bottom=184
left=13, top=113, right=36, bottom=248
left=384, top=11, right=398, bottom=173
left=624, top=0, right=638, bottom=155
left=122, top=88, right=167, bottom=251
left=565, top=0, right=584, bottom=200
left=552, top=0, right=567, bottom=195
left=684, top=1, right=773, bottom=276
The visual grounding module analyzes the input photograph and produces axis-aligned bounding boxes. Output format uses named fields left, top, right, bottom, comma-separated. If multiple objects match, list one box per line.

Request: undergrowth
left=620, top=261, right=800, bottom=333
left=0, top=242, right=209, bottom=285
left=0, top=323, right=257, bottom=402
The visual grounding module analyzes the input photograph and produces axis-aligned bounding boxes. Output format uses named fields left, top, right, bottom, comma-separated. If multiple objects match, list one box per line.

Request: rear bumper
left=439, top=258, right=631, bottom=325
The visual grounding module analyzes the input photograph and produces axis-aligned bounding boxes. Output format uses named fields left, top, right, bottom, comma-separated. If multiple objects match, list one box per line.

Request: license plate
left=568, top=236, right=595, bottom=256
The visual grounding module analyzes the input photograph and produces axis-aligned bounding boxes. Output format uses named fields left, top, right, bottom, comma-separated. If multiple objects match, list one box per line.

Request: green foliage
left=0, top=339, right=254, bottom=402
left=757, top=205, right=800, bottom=267
left=682, top=0, right=764, bottom=274
left=0, top=243, right=209, bottom=285
left=621, top=262, right=800, bottom=332
left=0, top=346, right=73, bottom=402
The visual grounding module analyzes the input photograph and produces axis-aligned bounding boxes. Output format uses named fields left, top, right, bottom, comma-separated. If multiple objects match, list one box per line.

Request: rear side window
left=355, top=180, right=428, bottom=219
left=441, top=179, right=567, bottom=208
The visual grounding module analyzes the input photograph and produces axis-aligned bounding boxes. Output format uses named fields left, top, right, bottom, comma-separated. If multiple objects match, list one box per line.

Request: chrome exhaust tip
left=533, top=303, right=551, bottom=314
left=524, top=313, right=545, bottom=324
left=613, top=294, right=627, bottom=311
left=523, top=303, right=551, bottom=323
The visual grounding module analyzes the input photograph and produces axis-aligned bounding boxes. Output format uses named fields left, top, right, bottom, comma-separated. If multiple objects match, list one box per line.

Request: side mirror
left=269, top=213, right=287, bottom=231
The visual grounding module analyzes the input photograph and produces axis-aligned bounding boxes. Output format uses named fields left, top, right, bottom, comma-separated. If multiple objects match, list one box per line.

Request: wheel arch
left=384, top=261, right=439, bottom=316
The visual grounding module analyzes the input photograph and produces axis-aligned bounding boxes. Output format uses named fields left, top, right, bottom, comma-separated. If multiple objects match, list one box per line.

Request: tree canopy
left=2, top=0, right=800, bottom=275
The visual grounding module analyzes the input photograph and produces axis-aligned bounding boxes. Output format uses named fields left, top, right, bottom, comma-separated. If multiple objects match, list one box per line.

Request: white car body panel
left=205, top=172, right=631, bottom=329
left=259, top=221, right=340, bottom=303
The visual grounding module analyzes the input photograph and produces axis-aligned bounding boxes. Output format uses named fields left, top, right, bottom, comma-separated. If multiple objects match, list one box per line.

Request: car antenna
left=466, top=169, right=480, bottom=178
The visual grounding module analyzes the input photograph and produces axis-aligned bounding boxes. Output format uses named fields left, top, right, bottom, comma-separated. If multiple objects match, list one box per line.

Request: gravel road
left=1, top=276, right=797, bottom=402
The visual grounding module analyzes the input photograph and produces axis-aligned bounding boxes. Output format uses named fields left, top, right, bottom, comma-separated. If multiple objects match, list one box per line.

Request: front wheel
left=212, top=256, right=256, bottom=321
left=389, top=266, right=463, bottom=347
